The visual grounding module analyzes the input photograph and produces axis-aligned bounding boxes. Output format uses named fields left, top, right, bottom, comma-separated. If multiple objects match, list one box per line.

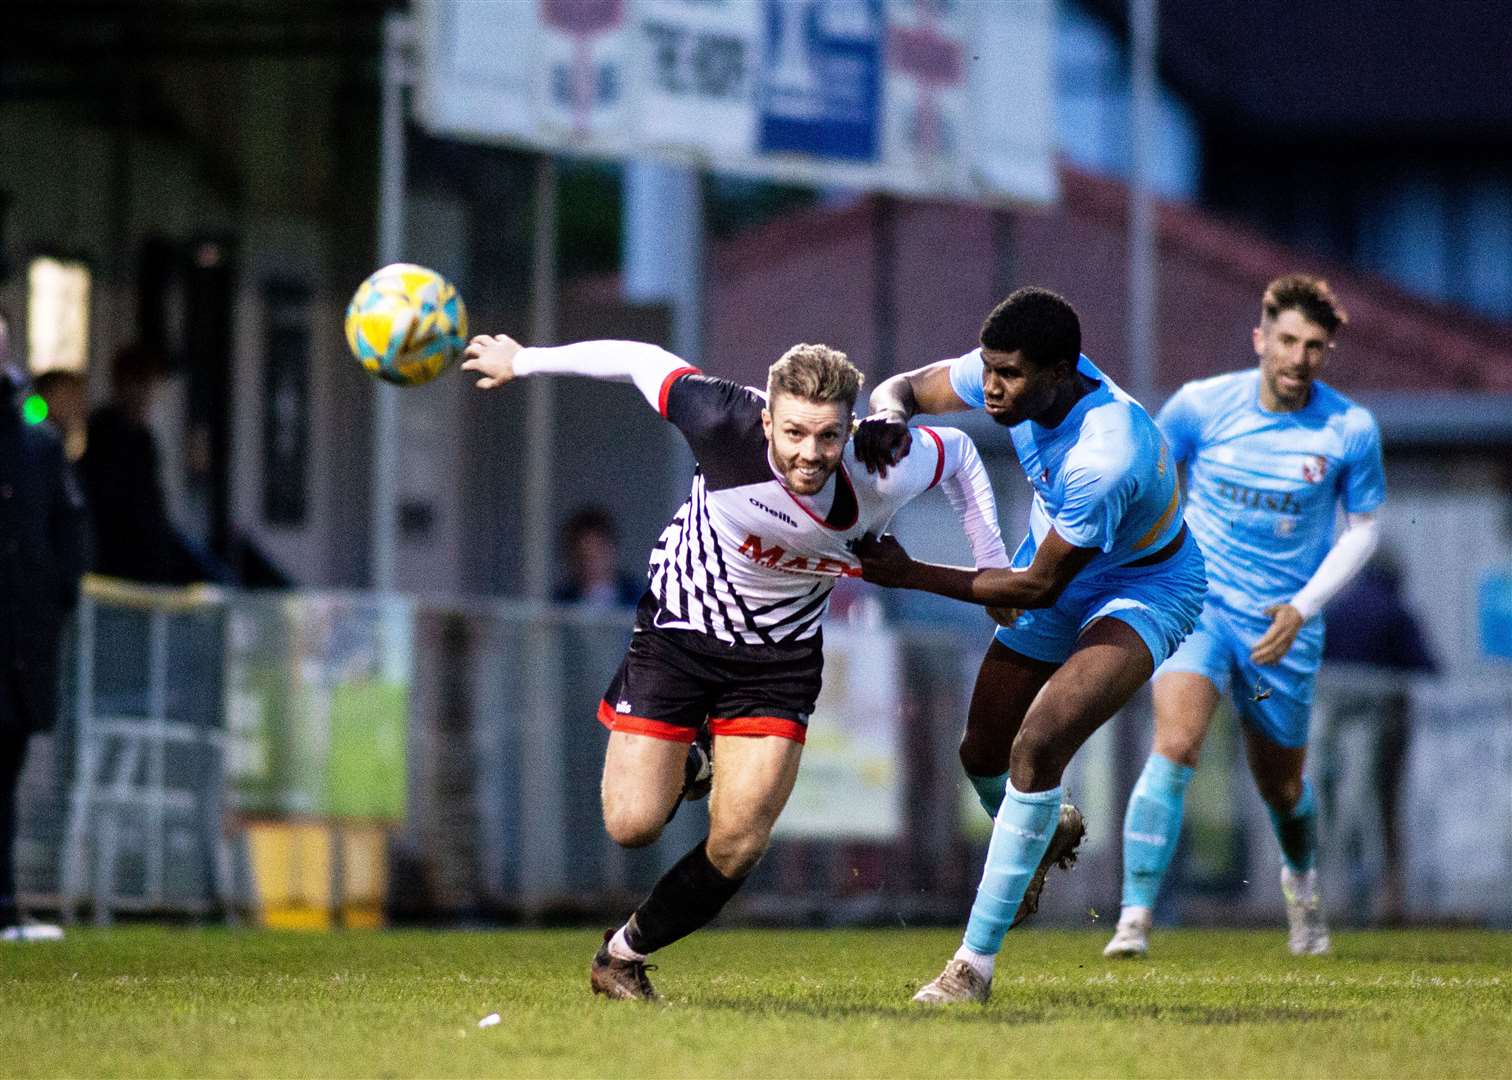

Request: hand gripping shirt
left=513, top=341, right=1008, bottom=647
left=1156, top=369, right=1385, bottom=618
left=948, top=349, right=1185, bottom=582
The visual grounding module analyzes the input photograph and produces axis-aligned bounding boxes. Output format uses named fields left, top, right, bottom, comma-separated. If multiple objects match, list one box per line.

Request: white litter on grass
left=478, top=1013, right=501, bottom=1029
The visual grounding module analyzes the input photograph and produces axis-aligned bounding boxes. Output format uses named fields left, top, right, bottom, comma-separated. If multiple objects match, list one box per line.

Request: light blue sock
left=1268, top=778, right=1318, bottom=873
left=967, top=771, right=1009, bottom=819
left=962, top=782, right=1062, bottom=956
left=1121, top=753, right=1195, bottom=910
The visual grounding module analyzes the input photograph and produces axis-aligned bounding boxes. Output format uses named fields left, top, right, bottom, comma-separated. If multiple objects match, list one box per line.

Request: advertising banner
left=773, top=627, right=902, bottom=839
left=225, top=595, right=412, bottom=822
left=758, top=0, right=882, bottom=162
left=1403, top=682, right=1512, bottom=921
left=414, top=0, right=1056, bottom=204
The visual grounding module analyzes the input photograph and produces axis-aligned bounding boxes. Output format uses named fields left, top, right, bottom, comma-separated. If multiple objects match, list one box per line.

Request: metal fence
left=16, top=582, right=1512, bottom=928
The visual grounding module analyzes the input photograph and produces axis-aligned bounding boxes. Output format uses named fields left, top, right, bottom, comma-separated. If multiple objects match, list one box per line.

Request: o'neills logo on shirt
left=748, top=497, right=798, bottom=528
left=1216, top=479, right=1301, bottom=515
left=738, top=534, right=861, bottom=576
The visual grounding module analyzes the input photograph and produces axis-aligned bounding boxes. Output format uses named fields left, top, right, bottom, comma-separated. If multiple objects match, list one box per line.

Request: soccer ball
left=343, top=263, right=468, bottom=387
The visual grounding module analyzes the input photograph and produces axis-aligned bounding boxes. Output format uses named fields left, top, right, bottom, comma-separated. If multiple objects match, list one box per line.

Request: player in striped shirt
left=854, top=287, right=1208, bottom=1003
left=1103, top=275, right=1384, bottom=959
left=462, top=332, right=1007, bottom=1000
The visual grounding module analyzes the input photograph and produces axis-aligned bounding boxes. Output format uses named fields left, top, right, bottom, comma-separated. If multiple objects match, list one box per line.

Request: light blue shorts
left=993, top=532, right=1207, bottom=671
left=1155, top=599, right=1323, bottom=748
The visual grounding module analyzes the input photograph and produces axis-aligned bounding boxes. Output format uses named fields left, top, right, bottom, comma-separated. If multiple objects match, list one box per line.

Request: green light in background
left=22, top=393, right=49, bottom=425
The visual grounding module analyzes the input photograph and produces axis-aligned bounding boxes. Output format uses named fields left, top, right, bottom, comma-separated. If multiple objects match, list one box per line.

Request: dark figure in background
left=1321, top=550, right=1436, bottom=923
left=0, top=315, right=88, bottom=941
left=555, top=506, right=643, bottom=608
left=30, top=369, right=87, bottom=462
left=78, top=343, right=229, bottom=585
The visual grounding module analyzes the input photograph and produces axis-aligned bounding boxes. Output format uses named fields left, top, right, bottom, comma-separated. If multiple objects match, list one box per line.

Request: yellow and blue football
left=343, top=263, right=468, bottom=387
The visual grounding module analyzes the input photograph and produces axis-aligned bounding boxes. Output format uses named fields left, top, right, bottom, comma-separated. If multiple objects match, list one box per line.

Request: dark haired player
left=853, top=287, right=1207, bottom=1003
left=462, top=333, right=1008, bottom=1000
left=1103, top=275, right=1383, bottom=959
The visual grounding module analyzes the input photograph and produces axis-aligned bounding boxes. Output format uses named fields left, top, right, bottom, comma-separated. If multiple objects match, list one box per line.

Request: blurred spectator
left=1322, top=549, right=1437, bottom=923
left=78, top=343, right=231, bottom=585
left=555, top=506, right=642, bottom=607
left=1323, top=550, right=1436, bottom=672
left=30, top=369, right=87, bottom=461
left=0, top=310, right=87, bottom=941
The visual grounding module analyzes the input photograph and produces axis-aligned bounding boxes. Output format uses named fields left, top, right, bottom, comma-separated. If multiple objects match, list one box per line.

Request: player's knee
left=1257, top=774, right=1303, bottom=813
left=1008, top=725, right=1068, bottom=791
left=958, top=735, right=1008, bottom=779
left=705, top=829, right=768, bottom=879
left=601, top=801, right=666, bottom=849
left=1153, top=733, right=1201, bottom=769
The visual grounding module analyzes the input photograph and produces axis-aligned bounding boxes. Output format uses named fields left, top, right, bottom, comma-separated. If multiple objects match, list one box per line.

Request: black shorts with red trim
left=597, top=607, right=823, bottom=745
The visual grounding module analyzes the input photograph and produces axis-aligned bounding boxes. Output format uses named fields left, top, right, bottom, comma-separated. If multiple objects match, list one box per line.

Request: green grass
left=2, top=927, right=1508, bottom=1077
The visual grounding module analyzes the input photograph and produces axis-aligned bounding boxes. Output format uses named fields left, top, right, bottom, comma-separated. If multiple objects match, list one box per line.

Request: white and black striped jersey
left=513, top=340, right=1007, bottom=647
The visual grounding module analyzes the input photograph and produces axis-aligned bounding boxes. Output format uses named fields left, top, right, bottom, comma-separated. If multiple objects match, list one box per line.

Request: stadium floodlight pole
left=622, top=160, right=703, bottom=511
left=1127, top=0, right=1158, bottom=407
left=517, top=153, right=568, bottom=908
left=668, top=165, right=704, bottom=507
left=372, top=11, right=415, bottom=595
left=523, top=157, right=559, bottom=603
left=1121, top=0, right=1161, bottom=834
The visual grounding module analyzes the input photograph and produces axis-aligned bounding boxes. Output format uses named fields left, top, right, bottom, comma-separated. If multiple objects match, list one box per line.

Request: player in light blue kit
left=854, top=288, right=1207, bottom=1004
left=1104, top=275, right=1384, bottom=960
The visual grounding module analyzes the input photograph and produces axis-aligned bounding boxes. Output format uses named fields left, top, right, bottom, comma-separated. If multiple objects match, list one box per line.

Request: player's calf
left=1010, top=802, right=1086, bottom=929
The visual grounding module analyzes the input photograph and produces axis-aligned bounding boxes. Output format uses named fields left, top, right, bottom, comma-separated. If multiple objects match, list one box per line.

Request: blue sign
left=758, top=0, right=882, bottom=162
left=1480, top=571, right=1512, bottom=660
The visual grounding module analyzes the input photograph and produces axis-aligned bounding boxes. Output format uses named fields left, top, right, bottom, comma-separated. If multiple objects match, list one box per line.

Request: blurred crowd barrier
left=14, top=583, right=1512, bottom=929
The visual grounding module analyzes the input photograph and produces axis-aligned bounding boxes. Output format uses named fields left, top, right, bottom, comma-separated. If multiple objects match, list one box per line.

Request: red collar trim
left=777, top=461, right=859, bottom=531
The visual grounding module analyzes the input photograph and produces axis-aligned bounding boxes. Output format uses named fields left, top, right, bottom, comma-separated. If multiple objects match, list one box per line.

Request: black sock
left=624, top=840, right=745, bottom=955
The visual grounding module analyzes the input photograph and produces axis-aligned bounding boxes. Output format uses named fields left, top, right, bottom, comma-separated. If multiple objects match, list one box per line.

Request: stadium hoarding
left=413, top=0, right=1057, bottom=205
left=773, top=628, right=903, bottom=839
left=224, top=594, right=412, bottom=823
left=1403, top=681, right=1512, bottom=923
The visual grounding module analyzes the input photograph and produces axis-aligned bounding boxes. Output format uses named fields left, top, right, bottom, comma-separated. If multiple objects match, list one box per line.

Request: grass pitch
left=1, top=926, right=1508, bottom=1078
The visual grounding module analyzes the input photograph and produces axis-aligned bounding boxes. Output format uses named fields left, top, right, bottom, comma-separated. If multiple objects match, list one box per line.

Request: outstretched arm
left=1251, top=511, right=1381, bottom=665
left=855, top=359, right=974, bottom=476
left=928, top=427, right=1009, bottom=572
left=855, top=527, right=1098, bottom=610
left=461, top=334, right=691, bottom=409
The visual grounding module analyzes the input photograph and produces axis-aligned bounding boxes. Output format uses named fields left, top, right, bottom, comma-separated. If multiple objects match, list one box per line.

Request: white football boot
left=1281, top=866, right=1331, bottom=956
left=912, top=959, right=992, bottom=1005
left=1102, top=906, right=1152, bottom=958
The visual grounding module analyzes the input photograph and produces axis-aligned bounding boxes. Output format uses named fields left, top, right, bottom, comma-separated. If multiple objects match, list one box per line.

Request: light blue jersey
left=1158, top=370, right=1385, bottom=618
left=948, top=349, right=1205, bottom=666
left=1155, top=369, right=1385, bottom=746
left=949, top=350, right=1185, bottom=577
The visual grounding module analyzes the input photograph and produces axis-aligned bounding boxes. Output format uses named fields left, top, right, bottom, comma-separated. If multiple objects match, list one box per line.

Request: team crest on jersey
left=1274, top=517, right=1297, bottom=538
left=1301, top=455, right=1329, bottom=483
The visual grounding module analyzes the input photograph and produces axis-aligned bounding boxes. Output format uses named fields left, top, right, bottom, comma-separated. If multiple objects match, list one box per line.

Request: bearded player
left=462, top=333, right=1010, bottom=1001
left=1103, top=274, right=1384, bottom=959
